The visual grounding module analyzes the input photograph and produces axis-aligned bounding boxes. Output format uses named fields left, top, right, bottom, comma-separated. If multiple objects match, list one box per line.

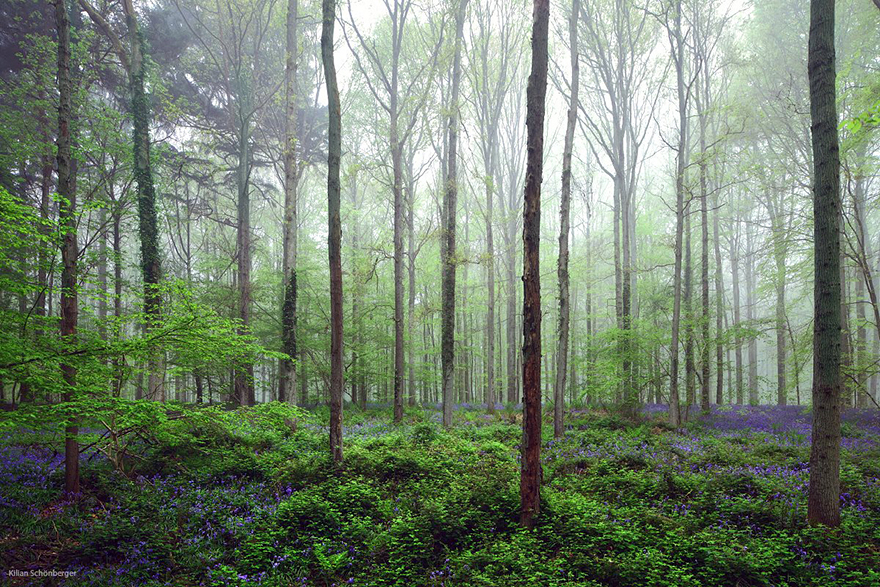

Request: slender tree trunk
left=700, top=131, right=710, bottom=413
left=807, top=0, right=841, bottom=528
left=234, top=78, right=255, bottom=406
left=56, top=0, right=79, bottom=495
left=685, top=212, right=695, bottom=409
left=773, top=229, right=787, bottom=406
left=852, top=155, right=868, bottom=407
left=113, top=210, right=124, bottom=396
left=441, top=0, right=467, bottom=428
left=322, top=0, right=344, bottom=464
left=279, top=0, right=299, bottom=405
left=392, top=116, right=404, bottom=423
left=486, top=163, right=496, bottom=413
left=745, top=221, right=759, bottom=404
left=668, top=0, right=688, bottom=427
left=555, top=0, right=579, bottom=437
left=520, top=0, right=549, bottom=530
left=407, top=173, right=417, bottom=407
left=731, top=230, right=744, bottom=404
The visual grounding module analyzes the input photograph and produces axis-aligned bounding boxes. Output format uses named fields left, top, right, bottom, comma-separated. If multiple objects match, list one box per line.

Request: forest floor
left=0, top=402, right=878, bottom=586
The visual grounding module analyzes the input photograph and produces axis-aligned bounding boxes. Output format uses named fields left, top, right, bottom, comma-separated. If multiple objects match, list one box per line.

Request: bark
left=685, top=212, right=695, bottom=408
left=770, top=202, right=787, bottom=406
left=407, top=169, right=416, bottom=406
left=713, top=189, right=724, bottom=405
left=731, top=221, right=744, bottom=404
left=442, top=0, right=468, bottom=428
left=520, top=0, right=549, bottom=530
left=279, top=0, right=299, bottom=406
left=555, top=0, right=579, bottom=437
left=807, top=0, right=841, bottom=528
left=121, top=0, right=163, bottom=401
left=745, top=220, right=759, bottom=404
left=56, top=0, right=79, bottom=495
left=699, top=124, right=710, bottom=413
left=322, top=0, right=344, bottom=464
left=852, top=150, right=868, bottom=407
left=667, top=0, right=688, bottom=427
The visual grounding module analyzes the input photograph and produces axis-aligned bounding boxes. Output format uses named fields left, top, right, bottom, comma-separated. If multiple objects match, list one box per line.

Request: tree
left=322, top=0, right=344, bottom=464
left=520, top=0, right=549, bottom=530
left=279, top=0, right=299, bottom=406
left=664, top=0, right=693, bottom=427
left=441, top=0, right=467, bottom=428
left=807, top=0, right=841, bottom=527
left=56, top=0, right=79, bottom=495
left=78, top=0, right=163, bottom=400
left=344, top=0, right=442, bottom=422
left=555, top=0, right=579, bottom=438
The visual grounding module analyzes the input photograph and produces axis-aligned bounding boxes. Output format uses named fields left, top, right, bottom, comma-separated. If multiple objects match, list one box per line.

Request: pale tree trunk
left=322, top=0, right=343, bottom=464
left=745, top=220, right=759, bottom=404
left=407, top=166, right=417, bottom=406
left=851, top=149, right=868, bottom=407
left=685, top=212, right=695, bottom=409
left=56, top=0, right=79, bottom=495
left=730, top=219, right=744, bottom=404
left=279, top=0, right=299, bottom=405
left=442, top=0, right=467, bottom=428
left=807, top=0, right=841, bottom=527
left=699, top=118, right=710, bottom=413
left=713, top=187, right=724, bottom=405
left=520, top=0, right=549, bottom=530
left=555, top=0, right=579, bottom=437
left=667, top=0, right=689, bottom=427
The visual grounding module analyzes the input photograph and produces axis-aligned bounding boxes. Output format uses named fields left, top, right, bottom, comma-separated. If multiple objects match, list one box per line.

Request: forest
left=0, top=0, right=878, bottom=584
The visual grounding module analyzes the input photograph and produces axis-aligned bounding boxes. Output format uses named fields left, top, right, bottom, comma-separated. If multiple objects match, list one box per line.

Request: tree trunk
left=56, top=0, right=79, bottom=495
left=407, top=169, right=417, bottom=407
left=234, top=75, right=255, bottom=406
left=520, top=0, right=549, bottom=530
left=730, top=222, right=743, bottom=404
left=745, top=220, right=759, bottom=404
left=441, top=0, right=467, bottom=428
left=685, top=212, right=695, bottom=409
left=555, top=0, right=578, bottom=437
left=807, top=0, right=841, bottom=528
left=121, top=0, right=163, bottom=401
left=279, top=0, right=299, bottom=406
left=322, top=0, right=344, bottom=464
left=668, top=0, right=688, bottom=427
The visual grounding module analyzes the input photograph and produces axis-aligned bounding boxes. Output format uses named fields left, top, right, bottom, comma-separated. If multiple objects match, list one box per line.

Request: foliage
left=0, top=404, right=878, bottom=586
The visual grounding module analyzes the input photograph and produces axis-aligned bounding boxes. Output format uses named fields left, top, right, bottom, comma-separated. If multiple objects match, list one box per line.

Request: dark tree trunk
left=322, top=0, right=344, bottom=463
left=555, top=0, right=579, bottom=437
left=441, top=0, right=467, bottom=428
left=520, top=0, right=549, bottom=530
left=122, top=0, right=163, bottom=401
left=56, top=0, right=79, bottom=495
left=279, top=0, right=299, bottom=406
left=807, top=0, right=841, bottom=528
